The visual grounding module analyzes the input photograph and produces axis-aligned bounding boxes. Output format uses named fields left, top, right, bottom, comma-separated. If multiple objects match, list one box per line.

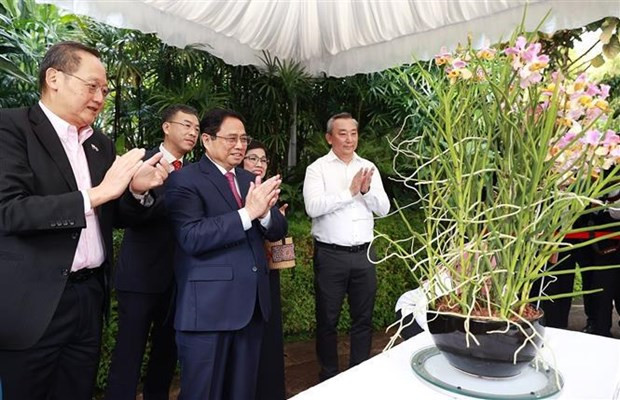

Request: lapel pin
left=90, top=143, right=99, bottom=152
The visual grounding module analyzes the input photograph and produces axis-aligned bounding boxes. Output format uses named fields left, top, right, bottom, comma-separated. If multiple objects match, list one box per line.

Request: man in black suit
left=0, top=41, right=169, bottom=400
left=105, top=104, right=199, bottom=400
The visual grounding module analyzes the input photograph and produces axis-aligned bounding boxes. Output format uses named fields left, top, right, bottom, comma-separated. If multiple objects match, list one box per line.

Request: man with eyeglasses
left=165, top=108, right=288, bottom=399
left=0, top=41, right=169, bottom=400
left=303, top=112, right=390, bottom=382
left=105, top=104, right=199, bottom=400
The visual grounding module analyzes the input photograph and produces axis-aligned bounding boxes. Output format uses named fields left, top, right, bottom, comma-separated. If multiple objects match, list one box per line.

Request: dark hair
left=162, top=104, right=199, bottom=123
left=200, top=109, right=246, bottom=137
left=39, top=41, right=101, bottom=92
left=242, top=140, right=268, bottom=169
left=326, top=112, right=358, bottom=134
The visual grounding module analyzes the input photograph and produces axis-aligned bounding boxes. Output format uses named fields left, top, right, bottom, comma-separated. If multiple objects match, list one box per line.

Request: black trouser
left=537, top=243, right=620, bottom=336
left=535, top=245, right=588, bottom=329
left=313, top=243, right=377, bottom=381
left=104, top=287, right=177, bottom=400
left=584, top=249, right=620, bottom=335
left=256, top=270, right=285, bottom=400
left=0, top=272, right=104, bottom=400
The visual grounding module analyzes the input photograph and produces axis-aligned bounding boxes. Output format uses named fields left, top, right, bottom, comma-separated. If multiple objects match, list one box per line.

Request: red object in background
left=564, top=231, right=620, bottom=240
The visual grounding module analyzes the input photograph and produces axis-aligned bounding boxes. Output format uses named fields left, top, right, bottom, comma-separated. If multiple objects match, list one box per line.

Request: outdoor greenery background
left=1, top=0, right=619, bottom=392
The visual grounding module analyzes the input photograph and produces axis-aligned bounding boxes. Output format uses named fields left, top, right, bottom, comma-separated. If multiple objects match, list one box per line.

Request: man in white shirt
left=303, top=112, right=390, bottom=381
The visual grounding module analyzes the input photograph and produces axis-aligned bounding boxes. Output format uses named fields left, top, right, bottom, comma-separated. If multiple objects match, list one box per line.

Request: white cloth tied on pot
left=395, top=271, right=454, bottom=331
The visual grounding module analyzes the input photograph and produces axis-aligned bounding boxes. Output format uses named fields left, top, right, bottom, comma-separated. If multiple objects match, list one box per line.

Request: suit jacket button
left=252, top=266, right=258, bottom=272
left=51, top=222, right=57, bottom=227
left=71, top=232, right=79, bottom=240
left=62, top=220, right=69, bottom=226
left=61, top=268, right=69, bottom=276
left=69, top=220, right=75, bottom=226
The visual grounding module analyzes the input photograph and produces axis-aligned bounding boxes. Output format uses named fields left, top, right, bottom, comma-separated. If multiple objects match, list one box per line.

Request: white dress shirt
left=303, top=150, right=390, bottom=246
left=159, top=143, right=183, bottom=166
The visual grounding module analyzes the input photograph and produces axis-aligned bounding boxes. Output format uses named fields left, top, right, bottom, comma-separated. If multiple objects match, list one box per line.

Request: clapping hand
left=349, top=167, right=373, bottom=196
left=89, top=148, right=146, bottom=208
left=360, top=167, right=374, bottom=195
left=245, top=174, right=282, bottom=220
left=279, top=203, right=289, bottom=216
left=129, top=152, right=170, bottom=194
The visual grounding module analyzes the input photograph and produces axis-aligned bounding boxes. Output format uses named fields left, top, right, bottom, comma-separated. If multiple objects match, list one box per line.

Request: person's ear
left=201, top=133, right=210, bottom=148
left=162, top=122, right=171, bottom=136
left=45, top=68, right=60, bottom=91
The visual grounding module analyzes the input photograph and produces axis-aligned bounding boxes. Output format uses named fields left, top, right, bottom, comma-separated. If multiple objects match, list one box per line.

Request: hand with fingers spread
left=129, top=152, right=170, bottom=194
left=88, top=148, right=146, bottom=208
left=360, top=167, right=374, bottom=195
left=244, top=174, right=282, bottom=220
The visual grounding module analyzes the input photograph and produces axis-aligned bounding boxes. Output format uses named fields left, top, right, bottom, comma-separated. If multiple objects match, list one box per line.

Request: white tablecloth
left=291, top=328, right=620, bottom=400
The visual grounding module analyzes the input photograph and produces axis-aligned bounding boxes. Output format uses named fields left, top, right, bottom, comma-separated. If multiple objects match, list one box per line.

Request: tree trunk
left=287, top=93, right=297, bottom=168
left=113, top=42, right=124, bottom=142
left=136, top=74, right=142, bottom=147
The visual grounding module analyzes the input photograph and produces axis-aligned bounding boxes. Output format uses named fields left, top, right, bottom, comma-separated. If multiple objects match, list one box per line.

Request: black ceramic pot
left=427, top=310, right=545, bottom=378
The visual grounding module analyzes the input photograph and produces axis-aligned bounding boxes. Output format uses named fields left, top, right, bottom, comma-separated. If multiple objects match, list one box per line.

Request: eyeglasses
left=167, top=120, right=200, bottom=134
left=58, top=70, right=110, bottom=98
left=214, top=135, right=252, bottom=145
left=244, top=155, right=269, bottom=165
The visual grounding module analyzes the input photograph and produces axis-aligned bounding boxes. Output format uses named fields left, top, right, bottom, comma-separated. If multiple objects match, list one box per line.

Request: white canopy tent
left=39, top=1, right=619, bottom=77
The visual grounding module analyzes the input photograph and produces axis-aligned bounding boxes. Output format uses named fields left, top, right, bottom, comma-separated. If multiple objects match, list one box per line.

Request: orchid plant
left=380, top=30, right=620, bottom=326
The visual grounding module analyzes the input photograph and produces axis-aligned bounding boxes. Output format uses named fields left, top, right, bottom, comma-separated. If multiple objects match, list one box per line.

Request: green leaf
left=115, top=134, right=126, bottom=154
left=600, top=17, right=618, bottom=45
left=602, top=34, right=620, bottom=59
left=590, top=54, right=605, bottom=68
left=0, top=54, right=31, bottom=82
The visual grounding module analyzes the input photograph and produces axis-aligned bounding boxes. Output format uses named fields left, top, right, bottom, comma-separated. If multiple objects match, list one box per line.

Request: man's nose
left=92, top=89, right=105, bottom=104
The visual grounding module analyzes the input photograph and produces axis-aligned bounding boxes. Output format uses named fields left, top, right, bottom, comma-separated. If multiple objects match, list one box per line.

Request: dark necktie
left=224, top=171, right=243, bottom=208
left=172, top=160, right=182, bottom=171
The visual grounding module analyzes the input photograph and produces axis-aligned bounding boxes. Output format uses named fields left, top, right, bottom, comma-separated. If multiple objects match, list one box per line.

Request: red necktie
left=224, top=171, right=243, bottom=208
left=172, top=160, right=182, bottom=171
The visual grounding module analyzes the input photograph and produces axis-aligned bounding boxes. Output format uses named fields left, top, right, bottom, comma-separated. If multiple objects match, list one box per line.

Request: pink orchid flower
left=580, top=129, right=602, bottom=146
left=603, top=130, right=620, bottom=146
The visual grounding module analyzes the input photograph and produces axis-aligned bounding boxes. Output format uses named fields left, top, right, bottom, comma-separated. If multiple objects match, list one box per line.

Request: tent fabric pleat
left=38, top=0, right=620, bottom=77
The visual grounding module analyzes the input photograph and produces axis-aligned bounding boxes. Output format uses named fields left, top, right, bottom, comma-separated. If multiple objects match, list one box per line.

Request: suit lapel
left=199, top=156, right=241, bottom=211
left=236, top=167, right=251, bottom=200
left=29, top=105, right=78, bottom=191
left=83, top=134, right=108, bottom=187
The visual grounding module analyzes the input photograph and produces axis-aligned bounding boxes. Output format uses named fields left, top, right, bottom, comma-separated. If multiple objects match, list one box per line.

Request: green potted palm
left=379, top=29, right=620, bottom=378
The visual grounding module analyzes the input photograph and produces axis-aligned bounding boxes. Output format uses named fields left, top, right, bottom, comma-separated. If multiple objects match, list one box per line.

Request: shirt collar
left=159, top=143, right=183, bottom=164
left=39, top=101, right=94, bottom=145
left=326, top=149, right=360, bottom=164
left=205, top=152, right=235, bottom=175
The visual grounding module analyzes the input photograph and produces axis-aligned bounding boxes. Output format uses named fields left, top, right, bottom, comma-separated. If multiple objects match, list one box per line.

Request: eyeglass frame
left=56, top=69, right=111, bottom=98
left=166, top=120, right=200, bottom=134
left=212, top=134, right=253, bottom=146
left=244, top=154, right=270, bottom=165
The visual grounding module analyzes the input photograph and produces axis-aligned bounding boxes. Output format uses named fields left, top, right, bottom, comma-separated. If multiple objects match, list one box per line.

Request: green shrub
left=280, top=209, right=422, bottom=340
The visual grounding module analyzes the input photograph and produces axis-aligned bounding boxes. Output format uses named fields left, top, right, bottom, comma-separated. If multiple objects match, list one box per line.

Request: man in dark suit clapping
left=105, top=104, right=199, bottom=400
left=0, top=41, right=169, bottom=400
left=165, top=109, right=287, bottom=400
